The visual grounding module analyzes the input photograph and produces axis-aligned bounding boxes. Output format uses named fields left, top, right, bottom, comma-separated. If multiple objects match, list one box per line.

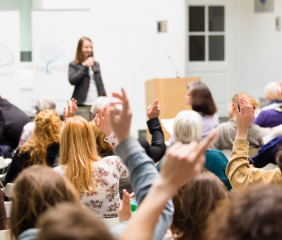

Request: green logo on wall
left=0, top=44, right=14, bottom=67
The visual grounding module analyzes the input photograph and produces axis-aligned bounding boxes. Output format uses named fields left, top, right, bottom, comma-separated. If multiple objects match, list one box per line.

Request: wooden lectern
left=145, top=77, right=200, bottom=142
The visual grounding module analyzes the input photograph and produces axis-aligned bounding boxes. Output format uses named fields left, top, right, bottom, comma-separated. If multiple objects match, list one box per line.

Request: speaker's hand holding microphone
left=85, top=54, right=94, bottom=67
left=85, top=54, right=94, bottom=76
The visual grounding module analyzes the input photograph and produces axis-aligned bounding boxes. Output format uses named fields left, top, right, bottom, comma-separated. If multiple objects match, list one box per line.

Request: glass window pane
left=189, top=36, right=205, bottom=61
left=209, top=6, right=224, bottom=31
left=209, top=35, right=224, bottom=61
left=189, top=6, right=205, bottom=32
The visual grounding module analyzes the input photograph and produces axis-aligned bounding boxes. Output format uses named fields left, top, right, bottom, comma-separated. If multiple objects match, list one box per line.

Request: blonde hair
left=173, top=110, right=203, bottom=143
left=264, top=82, right=281, bottom=101
left=89, top=121, right=113, bottom=154
left=19, top=110, right=62, bottom=166
left=60, top=116, right=100, bottom=193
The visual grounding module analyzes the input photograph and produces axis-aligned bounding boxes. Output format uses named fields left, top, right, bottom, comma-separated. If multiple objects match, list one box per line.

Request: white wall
left=237, top=0, right=282, bottom=102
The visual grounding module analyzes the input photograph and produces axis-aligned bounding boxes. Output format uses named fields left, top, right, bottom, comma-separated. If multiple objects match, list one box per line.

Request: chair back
left=0, top=230, right=11, bottom=240
left=102, top=217, right=120, bottom=229
left=4, top=201, right=12, bottom=218
left=2, top=183, right=15, bottom=198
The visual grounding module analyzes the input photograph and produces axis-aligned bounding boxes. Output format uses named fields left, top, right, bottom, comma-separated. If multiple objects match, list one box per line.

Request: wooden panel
left=145, top=78, right=200, bottom=142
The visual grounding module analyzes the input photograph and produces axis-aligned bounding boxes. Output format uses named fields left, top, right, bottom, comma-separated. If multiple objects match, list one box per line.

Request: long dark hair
left=171, top=170, right=226, bottom=240
left=188, top=81, right=217, bottom=115
left=75, top=37, right=94, bottom=64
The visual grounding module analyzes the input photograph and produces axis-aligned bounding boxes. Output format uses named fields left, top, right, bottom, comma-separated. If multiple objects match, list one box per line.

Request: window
left=188, top=6, right=225, bottom=62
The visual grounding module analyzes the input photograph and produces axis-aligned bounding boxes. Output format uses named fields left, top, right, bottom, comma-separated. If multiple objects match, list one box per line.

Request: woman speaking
left=69, top=37, right=106, bottom=121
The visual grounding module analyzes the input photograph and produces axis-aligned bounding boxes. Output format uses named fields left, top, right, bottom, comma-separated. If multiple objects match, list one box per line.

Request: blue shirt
left=253, top=108, right=282, bottom=128
left=251, top=136, right=282, bottom=168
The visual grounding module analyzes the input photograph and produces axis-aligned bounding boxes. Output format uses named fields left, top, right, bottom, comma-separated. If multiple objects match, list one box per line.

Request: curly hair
left=19, top=109, right=62, bottom=166
left=171, top=170, right=226, bottom=240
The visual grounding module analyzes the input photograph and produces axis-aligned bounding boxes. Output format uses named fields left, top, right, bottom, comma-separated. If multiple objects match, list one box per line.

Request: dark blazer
left=68, top=61, right=106, bottom=105
left=0, top=99, right=31, bottom=150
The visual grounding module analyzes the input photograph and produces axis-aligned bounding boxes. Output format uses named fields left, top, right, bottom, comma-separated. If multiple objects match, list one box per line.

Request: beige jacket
left=226, top=139, right=282, bottom=192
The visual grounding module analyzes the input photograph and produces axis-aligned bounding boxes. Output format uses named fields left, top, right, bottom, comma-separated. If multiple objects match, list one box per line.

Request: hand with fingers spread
left=159, top=131, right=217, bottom=194
left=235, top=97, right=255, bottom=140
left=109, top=88, right=132, bottom=142
left=147, top=99, right=161, bottom=119
left=118, top=190, right=135, bottom=223
left=94, top=105, right=112, bottom=137
left=63, top=98, right=77, bottom=121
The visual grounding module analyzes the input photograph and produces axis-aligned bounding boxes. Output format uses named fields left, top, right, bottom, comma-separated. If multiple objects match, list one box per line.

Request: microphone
left=168, top=55, right=180, bottom=78
left=87, top=54, right=94, bottom=76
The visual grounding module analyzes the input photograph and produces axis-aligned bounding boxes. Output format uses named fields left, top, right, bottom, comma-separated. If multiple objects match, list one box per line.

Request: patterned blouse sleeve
left=104, top=132, right=120, bottom=148
left=113, top=156, right=129, bottom=179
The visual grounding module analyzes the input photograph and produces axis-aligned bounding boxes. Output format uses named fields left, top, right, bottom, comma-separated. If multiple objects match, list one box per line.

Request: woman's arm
left=226, top=97, right=282, bottom=192
left=68, top=62, right=89, bottom=86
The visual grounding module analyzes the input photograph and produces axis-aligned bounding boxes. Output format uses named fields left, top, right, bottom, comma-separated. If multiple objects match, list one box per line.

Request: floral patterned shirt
left=53, top=156, right=129, bottom=218
left=17, top=122, right=35, bottom=149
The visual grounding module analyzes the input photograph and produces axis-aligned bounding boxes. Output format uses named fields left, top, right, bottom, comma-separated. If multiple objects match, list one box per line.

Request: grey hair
left=35, top=96, right=56, bottom=113
left=90, top=97, right=111, bottom=116
left=173, top=110, right=203, bottom=143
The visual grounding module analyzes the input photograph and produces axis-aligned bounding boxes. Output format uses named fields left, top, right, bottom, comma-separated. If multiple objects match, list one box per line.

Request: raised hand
left=235, top=97, right=255, bottom=140
left=94, top=105, right=112, bottom=136
left=109, top=88, right=132, bottom=142
left=160, top=131, right=216, bottom=194
left=147, top=99, right=160, bottom=119
left=63, top=98, right=77, bottom=121
left=118, top=190, right=135, bottom=223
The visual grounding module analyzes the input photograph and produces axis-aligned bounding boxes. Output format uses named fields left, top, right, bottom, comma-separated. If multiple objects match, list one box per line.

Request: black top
left=139, top=117, right=166, bottom=163
left=5, top=143, right=60, bottom=184
left=68, top=61, right=106, bottom=105
left=0, top=100, right=31, bottom=149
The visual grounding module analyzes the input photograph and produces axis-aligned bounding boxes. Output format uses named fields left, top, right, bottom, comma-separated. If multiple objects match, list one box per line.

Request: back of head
left=264, top=82, right=280, bottom=101
left=231, top=93, right=259, bottom=110
left=35, top=96, right=56, bottom=114
left=60, top=116, right=99, bottom=193
left=36, top=203, right=115, bottom=240
left=172, top=170, right=226, bottom=240
left=20, top=109, right=62, bottom=166
left=187, top=81, right=217, bottom=115
left=10, top=165, right=80, bottom=238
left=89, top=121, right=113, bottom=154
left=205, top=184, right=282, bottom=240
left=173, top=110, right=203, bottom=143
left=90, top=97, right=110, bottom=116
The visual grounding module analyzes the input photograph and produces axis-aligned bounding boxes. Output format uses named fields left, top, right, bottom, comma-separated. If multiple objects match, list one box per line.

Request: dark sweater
left=0, top=99, right=31, bottom=149
left=5, top=143, right=60, bottom=184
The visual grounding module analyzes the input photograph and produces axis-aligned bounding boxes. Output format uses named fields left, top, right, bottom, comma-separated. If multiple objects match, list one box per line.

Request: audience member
left=171, top=170, right=226, bottom=240
left=95, top=99, right=166, bottom=163
left=0, top=96, right=31, bottom=155
left=253, top=82, right=282, bottom=127
left=185, top=81, right=219, bottom=140
left=9, top=165, right=81, bottom=240
left=54, top=116, right=129, bottom=218
left=226, top=97, right=282, bottom=192
left=90, top=96, right=110, bottom=118
left=158, top=110, right=232, bottom=189
left=205, top=184, right=282, bottom=240
left=17, top=96, right=56, bottom=149
left=210, top=93, right=265, bottom=150
left=6, top=110, right=62, bottom=183
left=36, top=203, right=115, bottom=240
